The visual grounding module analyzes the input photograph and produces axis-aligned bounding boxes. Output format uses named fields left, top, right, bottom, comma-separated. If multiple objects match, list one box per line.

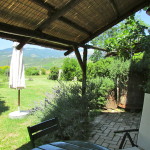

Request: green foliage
left=62, top=58, right=81, bottom=81
left=91, top=15, right=150, bottom=59
left=87, top=57, right=130, bottom=108
left=0, top=75, right=8, bottom=87
left=88, top=57, right=115, bottom=79
left=39, top=83, right=90, bottom=140
left=48, top=66, right=59, bottom=80
left=133, top=50, right=150, bottom=93
left=90, top=50, right=102, bottom=62
left=104, top=16, right=150, bottom=58
left=75, top=66, right=82, bottom=81
left=40, top=68, right=46, bottom=75
left=87, top=78, right=115, bottom=109
left=129, top=53, right=144, bottom=73
left=107, top=59, right=130, bottom=84
left=132, top=53, right=144, bottom=63
left=0, top=66, right=9, bottom=76
left=95, top=57, right=113, bottom=77
left=90, top=25, right=119, bottom=61
left=25, top=67, right=40, bottom=76
left=88, top=57, right=130, bottom=85
left=87, top=62, right=96, bottom=79
left=89, top=16, right=150, bottom=102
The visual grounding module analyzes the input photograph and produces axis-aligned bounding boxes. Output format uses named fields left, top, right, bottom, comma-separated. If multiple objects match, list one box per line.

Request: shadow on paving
left=0, top=97, right=9, bottom=115
left=88, top=111, right=141, bottom=150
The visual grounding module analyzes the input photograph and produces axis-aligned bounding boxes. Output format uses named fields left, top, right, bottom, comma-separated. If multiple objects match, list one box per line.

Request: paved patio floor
left=88, top=110, right=141, bottom=150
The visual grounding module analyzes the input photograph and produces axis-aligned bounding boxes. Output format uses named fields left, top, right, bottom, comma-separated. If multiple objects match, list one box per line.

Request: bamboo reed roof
left=0, top=0, right=149, bottom=53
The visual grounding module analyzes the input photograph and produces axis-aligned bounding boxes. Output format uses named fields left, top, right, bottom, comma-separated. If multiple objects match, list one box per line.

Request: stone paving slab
left=88, top=111, right=141, bottom=150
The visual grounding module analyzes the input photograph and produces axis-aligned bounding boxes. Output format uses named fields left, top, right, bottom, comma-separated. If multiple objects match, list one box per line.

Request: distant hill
left=0, top=47, right=65, bottom=58
left=0, top=47, right=66, bottom=68
left=0, top=47, right=93, bottom=68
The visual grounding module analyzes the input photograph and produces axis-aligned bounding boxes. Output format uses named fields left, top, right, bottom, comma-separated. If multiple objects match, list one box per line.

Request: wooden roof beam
left=64, top=44, right=107, bottom=56
left=17, top=0, right=86, bottom=49
left=30, top=0, right=91, bottom=35
left=16, top=38, right=31, bottom=50
left=64, top=49, right=74, bottom=56
left=38, top=0, right=81, bottom=31
left=83, top=45, right=107, bottom=52
left=0, top=32, right=73, bottom=50
left=0, top=22, right=78, bottom=46
left=59, top=17, right=92, bottom=35
left=16, top=0, right=55, bottom=49
left=30, top=0, right=55, bottom=11
left=0, top=32, right=24, bottom=42
left=29, top=39, right=73, bottom=50
left=81, top=0, right=150, bottom=45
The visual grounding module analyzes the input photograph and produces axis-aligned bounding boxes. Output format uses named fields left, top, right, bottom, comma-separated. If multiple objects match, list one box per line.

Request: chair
left=114, top=129, right=139, bottom=149
left=114, top=93, right=150, bottom=150
left=27, top=117, right=60, bottom=148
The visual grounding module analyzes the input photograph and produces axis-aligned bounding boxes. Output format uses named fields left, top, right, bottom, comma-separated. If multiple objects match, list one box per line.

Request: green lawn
left=0, top=75, right=59, bottom=150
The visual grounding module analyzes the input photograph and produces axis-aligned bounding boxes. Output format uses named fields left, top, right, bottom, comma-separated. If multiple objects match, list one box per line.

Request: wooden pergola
left=0, top=0, right=149, bottom=95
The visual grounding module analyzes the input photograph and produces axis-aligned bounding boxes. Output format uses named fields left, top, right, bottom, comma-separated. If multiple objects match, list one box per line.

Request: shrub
left=61, top=58, right=81, bottom=81
left=75, top=66, right=82, bottom=81
left=36, top=82, right=90, bottom=141
left=87, top=62, right=96, bottom=79
left=87, top=57, right=114, bottom=79
left=40, top=68, right=46, bottom=75
left=107, top=58, right=130, bottom=87
left=48, top=67, right=59, bottom=80
left=25, top=67, right=39, bottom=76
left=0, top=66, right=9, bottom=76
left=135, top=50, right=150, bottom=93
left=87, top=77, right=115, bottom=109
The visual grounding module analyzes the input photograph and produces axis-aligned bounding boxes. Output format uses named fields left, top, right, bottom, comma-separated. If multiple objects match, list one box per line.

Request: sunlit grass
left=0, top=75, right=59, bottom=150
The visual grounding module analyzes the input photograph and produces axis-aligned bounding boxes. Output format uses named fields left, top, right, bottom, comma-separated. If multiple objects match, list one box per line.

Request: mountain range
left=0, top=47, right=66, bottom=68
left=0, top=48, right=92, bottom=69
left=0, top=47, right=93, bottom=69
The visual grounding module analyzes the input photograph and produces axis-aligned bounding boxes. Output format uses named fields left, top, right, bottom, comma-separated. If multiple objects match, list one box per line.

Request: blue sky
left=0, top=10, right=149, bottom=50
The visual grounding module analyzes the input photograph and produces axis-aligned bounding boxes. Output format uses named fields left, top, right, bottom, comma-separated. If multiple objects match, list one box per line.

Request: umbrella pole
left=18, top=89, right=20, bottom=112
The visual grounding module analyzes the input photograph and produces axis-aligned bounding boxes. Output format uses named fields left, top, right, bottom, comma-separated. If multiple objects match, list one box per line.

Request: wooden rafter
left=30, top=0, right=55, bottom=11
left=80, top=0, right=150, bottom=44
left=84, top=45, right=107, bottom=52
left=59, top=17, right=92, bottom=35
left=30, top=0, right=91, bottom=35
left=0, top=32, right=24, bottom=42
left=0, top=32, right=73, bottom=50
left=64, top=44, right=107, bottom=56
left=0, top=0, right=149, bottom=51
left=29, top=39, right=73, bottom=50
left=37, top=0, right=81, bottom=30
left=17, top=0, right=83, bottom=49
left=17, top=38, right=31, bottom=50
left=64, top=49, right=74, bottom=56
left=0, top=22, right=78, bottom=46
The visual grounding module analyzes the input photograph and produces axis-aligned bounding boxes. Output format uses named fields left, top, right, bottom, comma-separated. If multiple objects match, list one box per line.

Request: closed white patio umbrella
left=9, top=42, right=28, bottom=118
left=9, top=42, right=25, bottom=91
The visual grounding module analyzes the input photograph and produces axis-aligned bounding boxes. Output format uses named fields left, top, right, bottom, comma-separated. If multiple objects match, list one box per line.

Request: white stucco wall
left=138, top=93, right=150, bottom=150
